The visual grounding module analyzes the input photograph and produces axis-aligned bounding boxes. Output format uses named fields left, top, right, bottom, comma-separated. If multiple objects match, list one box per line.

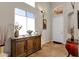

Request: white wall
left=74, top=3, right=79, bottom=40
left=0, top=2, right=36, bottom=56
left=35, top=2, right=52, bottom=45
left=64, top=2, right=79, bottom=40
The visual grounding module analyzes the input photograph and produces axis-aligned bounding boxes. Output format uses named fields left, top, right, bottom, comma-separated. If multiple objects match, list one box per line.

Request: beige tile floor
left=29, top=41, right=68, bottom=57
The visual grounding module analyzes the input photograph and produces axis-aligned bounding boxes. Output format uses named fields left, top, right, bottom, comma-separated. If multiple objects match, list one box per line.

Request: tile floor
left=29, top=41, right=68, bottom=57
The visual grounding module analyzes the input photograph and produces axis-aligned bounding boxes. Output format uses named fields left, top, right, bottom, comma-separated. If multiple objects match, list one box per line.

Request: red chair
left=65, top=41, right=78, bottom=57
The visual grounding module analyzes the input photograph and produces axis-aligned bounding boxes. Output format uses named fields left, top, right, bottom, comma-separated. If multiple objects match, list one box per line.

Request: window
left=15, top=8, right=26, bottom=35
left=15, top=8, right=35, bottom=35
left=26, top=12, right=35, bottom=32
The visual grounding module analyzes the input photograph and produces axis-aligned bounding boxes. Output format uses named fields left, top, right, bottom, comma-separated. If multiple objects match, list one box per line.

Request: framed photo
left=43, top=19, right=47, bottom=29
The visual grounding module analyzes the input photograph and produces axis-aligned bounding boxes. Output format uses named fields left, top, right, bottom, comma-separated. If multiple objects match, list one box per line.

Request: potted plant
left=14, top=24, right=22, bottom=37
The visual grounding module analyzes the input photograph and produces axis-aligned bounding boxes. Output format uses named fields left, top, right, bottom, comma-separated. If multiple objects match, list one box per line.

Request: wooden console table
left=11, top=35, right=41, bottom=57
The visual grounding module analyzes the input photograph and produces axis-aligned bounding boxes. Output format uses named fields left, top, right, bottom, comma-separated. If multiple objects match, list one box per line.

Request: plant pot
left=14, top=30, right=19, bottom=37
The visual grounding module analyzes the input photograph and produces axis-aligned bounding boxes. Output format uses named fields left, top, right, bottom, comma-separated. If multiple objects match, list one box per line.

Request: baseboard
left=41, top=40, right=51, bottom=47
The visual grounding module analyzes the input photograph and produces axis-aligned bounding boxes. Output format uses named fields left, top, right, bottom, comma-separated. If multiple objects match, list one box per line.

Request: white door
left=52, top=15, right=64, bottom=43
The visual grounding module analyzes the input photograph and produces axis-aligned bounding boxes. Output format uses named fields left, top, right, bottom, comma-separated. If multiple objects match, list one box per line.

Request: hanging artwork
left=40, top=10, right=47, bottom=30
left=43, top=19, right=47, bottom=29
left=53, top=6, right=63, bottom=16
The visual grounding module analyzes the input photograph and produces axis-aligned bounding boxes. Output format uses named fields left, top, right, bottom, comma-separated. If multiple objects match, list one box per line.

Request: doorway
left=52, top=15, right=65, bottom=43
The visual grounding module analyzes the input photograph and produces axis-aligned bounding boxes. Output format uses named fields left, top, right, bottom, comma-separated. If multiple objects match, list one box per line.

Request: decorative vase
left=71, top=35, right=74, bottom=41
left=14, top=30, right=19, bottom=37
left=70, top=27, right=74, bottom=41
left=27, top=30, right=33, bottom=35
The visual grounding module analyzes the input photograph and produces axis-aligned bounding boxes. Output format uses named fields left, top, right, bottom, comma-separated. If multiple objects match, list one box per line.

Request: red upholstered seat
left=66, top=42, right=78, bottom=57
